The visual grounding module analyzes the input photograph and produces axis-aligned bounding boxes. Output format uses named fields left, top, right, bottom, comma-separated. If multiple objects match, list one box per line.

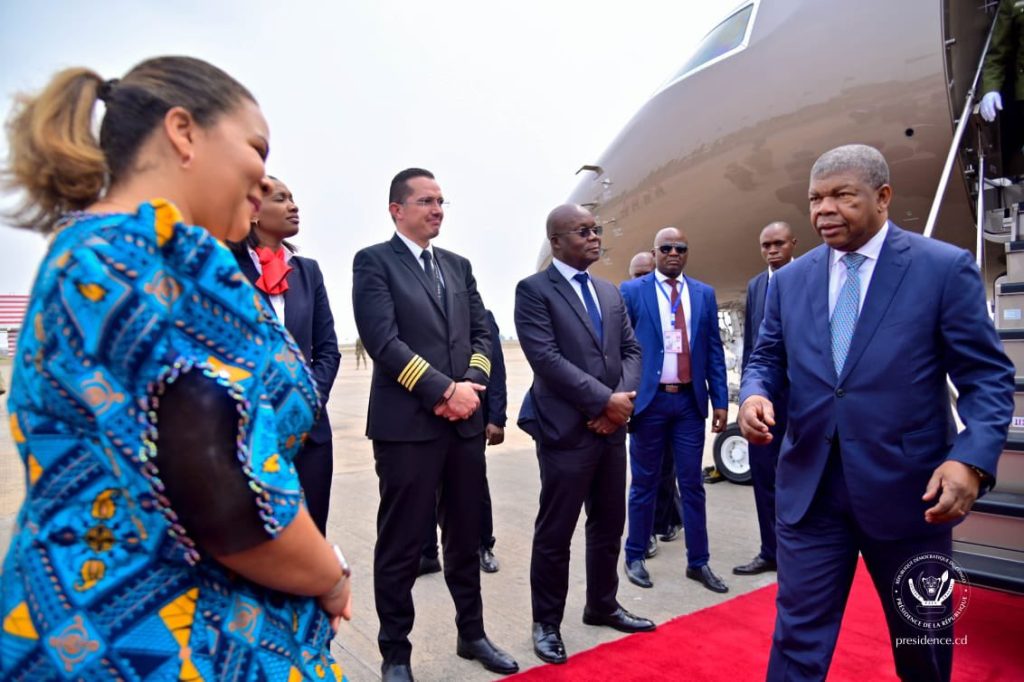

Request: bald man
left=628, top=251, right=655, bottom=278
left=516, top=204, right=653, bottom=665
left=626, top=250, right=683, bottom=559
left=734, top=221, right=796, bottom=576
left=620, top=228, right=729, bottom=593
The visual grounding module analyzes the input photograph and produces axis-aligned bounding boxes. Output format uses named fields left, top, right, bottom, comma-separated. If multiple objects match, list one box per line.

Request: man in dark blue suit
left=734, top=221, right=797, bottom=576
left=740, top=145, right=1014, bottom=681
left=620, top=227, right=730, bottom=593
left=516, top=204, right=654, bottom=665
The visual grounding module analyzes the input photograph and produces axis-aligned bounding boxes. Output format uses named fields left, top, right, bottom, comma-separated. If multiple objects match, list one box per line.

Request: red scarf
left=254, top=246, right=292, bottom=295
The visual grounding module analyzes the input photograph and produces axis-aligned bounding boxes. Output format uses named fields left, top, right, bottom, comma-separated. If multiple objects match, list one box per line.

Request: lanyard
left=656, top=278, right=684, bottom=318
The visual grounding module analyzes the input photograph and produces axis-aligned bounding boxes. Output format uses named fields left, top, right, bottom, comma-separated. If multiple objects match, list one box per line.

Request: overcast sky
left=0, top=0, right=735, bottom=341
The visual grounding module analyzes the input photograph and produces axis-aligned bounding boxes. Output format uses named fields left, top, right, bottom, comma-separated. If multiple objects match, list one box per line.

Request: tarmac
left=0, top=345, right=775, bottom=681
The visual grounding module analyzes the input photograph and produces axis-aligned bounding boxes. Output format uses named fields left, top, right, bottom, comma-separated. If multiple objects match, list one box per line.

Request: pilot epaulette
left=469, top=353, right=491, bottom=377
left=398, top=354, right=430, bottom=391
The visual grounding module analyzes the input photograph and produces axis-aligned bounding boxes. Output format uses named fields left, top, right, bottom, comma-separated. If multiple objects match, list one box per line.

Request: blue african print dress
left=0, top=200, right=345, bottom=681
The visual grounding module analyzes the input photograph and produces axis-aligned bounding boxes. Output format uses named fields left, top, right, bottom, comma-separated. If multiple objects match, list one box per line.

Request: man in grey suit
left=516, top=204, right=655, bottom=665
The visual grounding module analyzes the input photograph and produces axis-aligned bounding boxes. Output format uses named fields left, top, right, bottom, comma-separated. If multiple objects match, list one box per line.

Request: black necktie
left=421, top=250, right=445, bottom=304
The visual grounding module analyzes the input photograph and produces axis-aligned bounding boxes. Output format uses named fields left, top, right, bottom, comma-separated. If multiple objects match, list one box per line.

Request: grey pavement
left=0, top=346, right=775, bottom=681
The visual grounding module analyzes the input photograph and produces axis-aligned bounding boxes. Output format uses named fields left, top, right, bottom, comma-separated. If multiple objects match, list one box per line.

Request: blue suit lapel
left=808, top=246, right=836, bottom=384
left=686, top=276, right=703, bottom=350
left=838, top=226, right=911, bottom=384
left=642, top=273, right=661, bottom=349
left=753, top=271, right=768, bottom=331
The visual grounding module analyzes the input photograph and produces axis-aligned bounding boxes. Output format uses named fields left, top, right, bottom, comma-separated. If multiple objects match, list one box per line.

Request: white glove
left=980, top=91, right=1003, bottom=122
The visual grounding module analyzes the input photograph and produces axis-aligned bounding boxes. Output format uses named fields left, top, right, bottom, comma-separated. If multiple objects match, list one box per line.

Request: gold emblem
left=91, top=489, right=118, bottom=519
left=84, top=525, right=114, bottom=552
left=73, top=560, right=106, bottom=592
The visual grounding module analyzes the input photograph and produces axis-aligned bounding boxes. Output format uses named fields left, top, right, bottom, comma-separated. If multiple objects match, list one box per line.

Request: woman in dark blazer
left=233, top=176, right=341, bottom=534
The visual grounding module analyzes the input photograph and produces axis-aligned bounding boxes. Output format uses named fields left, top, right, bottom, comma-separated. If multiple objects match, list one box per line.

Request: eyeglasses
left=404, top=198, right=450, bottom=208
left=658, top=243, right=688, bottom=254
left=552, top=225, right=603, bottom=239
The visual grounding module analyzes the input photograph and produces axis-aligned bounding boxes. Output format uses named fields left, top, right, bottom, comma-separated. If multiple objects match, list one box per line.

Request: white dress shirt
left=247, top=246, right=293, bottom=323
left=551, top=257, right=601, bottom=320
left=827, top=222, right=889, bottom=317
left=396, top=230, right=445, bottom=287
left=655, top=269, right=691, bottom=383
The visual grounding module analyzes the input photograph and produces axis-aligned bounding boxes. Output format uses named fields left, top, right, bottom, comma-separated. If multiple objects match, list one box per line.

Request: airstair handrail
left=923, top=12, right=1000, bottom=240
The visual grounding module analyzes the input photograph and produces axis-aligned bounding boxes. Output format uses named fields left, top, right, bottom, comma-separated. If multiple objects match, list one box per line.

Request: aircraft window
left=671, top=4, right=754, bottom=82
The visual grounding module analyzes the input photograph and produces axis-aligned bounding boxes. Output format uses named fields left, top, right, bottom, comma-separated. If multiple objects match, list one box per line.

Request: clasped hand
left=434, top=381, right=485, bottom=421
left=587, top=391, right=636, bottom=435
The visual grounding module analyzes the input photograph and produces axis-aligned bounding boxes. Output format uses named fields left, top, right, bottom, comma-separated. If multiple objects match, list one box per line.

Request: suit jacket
left=235, top=250, right=340, bottom=444
left=515, top=263, right=642, bottom=448
left=742, top=270, right=770, bottom=372
left=619, top=273, right=728, bottom=419
left=740, top=224, right=1015, bottom=540
left=743, top=269, right=788, bottom=422
left=483, top=311, right=507, bottom=428
left=353, top=233, right=491, bottom=441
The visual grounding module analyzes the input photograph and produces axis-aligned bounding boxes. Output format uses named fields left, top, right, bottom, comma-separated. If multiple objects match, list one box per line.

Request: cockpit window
left=668, top=3, right=755, bottom=84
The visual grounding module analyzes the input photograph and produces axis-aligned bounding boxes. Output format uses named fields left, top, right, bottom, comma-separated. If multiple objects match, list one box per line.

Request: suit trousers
left=422, top=457, right=496, bottom=558
left=747, top=415, right=783, bottom=562
left=373, top=428, right=486, bottom=664
left=294, top=438, right=333, bottom=535
left=531, top=435, right=626, bottom=626
left=653, top=443, right=683, bottom=535
left=769, top=447, right=953, bottom=682
left=626, top=387, right=709, bottom=567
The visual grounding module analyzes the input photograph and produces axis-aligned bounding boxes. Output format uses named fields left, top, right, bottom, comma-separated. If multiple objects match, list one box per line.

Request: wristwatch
left=332, top=544, right=352, bottom=579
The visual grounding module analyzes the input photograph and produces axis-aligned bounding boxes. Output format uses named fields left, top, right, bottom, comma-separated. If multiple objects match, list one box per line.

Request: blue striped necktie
left=830, top=252, right=867, bottom=375
left=573, top=272, right=603, bottom=344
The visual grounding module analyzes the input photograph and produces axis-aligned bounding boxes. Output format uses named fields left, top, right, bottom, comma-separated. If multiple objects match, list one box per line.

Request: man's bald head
left=653, top=226, right=688, bottom=278
left=546, top=204, right=591, bottom=238
left=628, top=251, right=655, bottom=278
left=546, top=203, right=602, bottom=270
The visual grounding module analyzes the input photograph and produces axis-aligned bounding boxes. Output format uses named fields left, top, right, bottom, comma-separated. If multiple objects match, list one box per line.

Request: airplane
left=551, top=0, right=1023, bottom=593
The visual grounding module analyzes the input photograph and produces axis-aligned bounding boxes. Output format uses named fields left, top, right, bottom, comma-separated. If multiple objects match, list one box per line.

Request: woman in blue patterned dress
left=0, top=56, right=351, bottom=680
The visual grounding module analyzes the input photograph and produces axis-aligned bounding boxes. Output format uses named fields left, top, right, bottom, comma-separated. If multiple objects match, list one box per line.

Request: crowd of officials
left=0, top=48, right=1016, bottom=682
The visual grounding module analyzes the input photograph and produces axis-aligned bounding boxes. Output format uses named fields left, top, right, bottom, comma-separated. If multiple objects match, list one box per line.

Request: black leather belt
left=658, top=383, right=692, bottom=393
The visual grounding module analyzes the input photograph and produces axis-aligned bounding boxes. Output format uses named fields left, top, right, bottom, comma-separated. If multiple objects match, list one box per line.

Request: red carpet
left=512, top=560, right=1023, bottom=681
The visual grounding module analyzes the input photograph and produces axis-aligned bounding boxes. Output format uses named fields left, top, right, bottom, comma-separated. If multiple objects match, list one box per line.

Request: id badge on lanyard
left=663, top=328, right=683, bottom=353
left=657, top=278, right=685, bottom=353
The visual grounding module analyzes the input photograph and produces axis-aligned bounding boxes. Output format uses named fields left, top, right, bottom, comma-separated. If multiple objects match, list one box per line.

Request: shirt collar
left=395, top=230, right=434, bottom=261
left=655, top=269, right=686, bottom=287
left=830, top=221, right=889, bottom=268
left=552, top=257, right=588, bottom=281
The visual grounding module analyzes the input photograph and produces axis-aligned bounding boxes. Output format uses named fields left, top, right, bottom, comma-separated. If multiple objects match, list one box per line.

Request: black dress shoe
left=732, top=555, right=777, bottom=575
left=417, top=555, right=441, bottom=576
left=582, top=606, right=656, bottom=633
left=624, top=558, right=653, bottom=588
left=457, top=635, right=519, bottom=675
left=658, top=524, right=682, bottom=542
left=686, top=565, right=729, bottom=593
left=479, top=547, right=499, bottom=573
left=532, top=622, right=567, bottom=664
left=382, top=662, right=414, bottom=682
left=645, top=534, right=658, bottom=558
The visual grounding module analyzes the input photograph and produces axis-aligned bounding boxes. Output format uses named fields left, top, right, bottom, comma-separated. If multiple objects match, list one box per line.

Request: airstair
left=931, top=5, right=1024, bottom=593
